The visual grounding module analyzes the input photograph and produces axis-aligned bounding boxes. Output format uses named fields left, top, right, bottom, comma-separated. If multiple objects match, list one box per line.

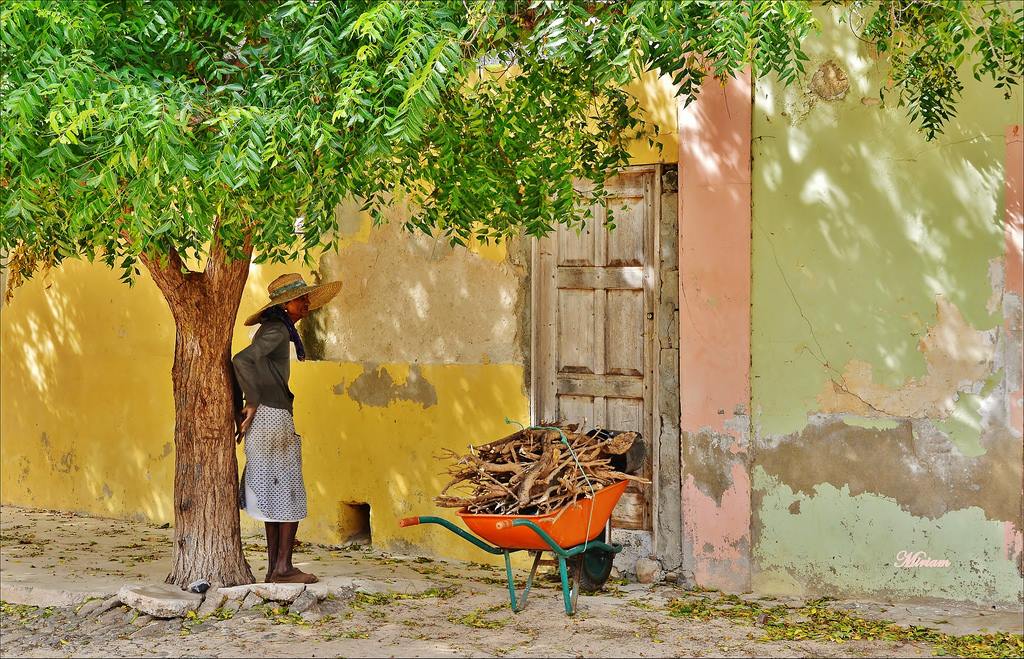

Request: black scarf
left=260, top=305, right=306, bottom=361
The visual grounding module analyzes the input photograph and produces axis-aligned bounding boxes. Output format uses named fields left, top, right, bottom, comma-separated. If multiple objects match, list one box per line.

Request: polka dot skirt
left=239, top=405, right=307, bottom=522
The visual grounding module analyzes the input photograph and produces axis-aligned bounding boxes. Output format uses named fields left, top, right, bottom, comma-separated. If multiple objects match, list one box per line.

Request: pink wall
left=678, top=75, right=752, bottom=434
left=677, top=71, right=753, bottom=590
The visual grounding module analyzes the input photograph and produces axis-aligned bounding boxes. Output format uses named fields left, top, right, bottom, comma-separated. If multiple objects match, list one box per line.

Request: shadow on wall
left=752, top=33, right=1017, bottom=432
left=1, top=222, right=531, bottom=570
left=0, top=262, right=177, bottom=522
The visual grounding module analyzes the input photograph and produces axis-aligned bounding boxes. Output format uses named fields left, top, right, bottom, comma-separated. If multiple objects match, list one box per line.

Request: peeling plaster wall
left=305, top=200, right=530, bottom=367
left=751, top=5, right=1024, bottom=604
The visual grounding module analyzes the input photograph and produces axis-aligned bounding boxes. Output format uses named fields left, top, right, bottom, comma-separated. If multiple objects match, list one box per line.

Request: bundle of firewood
left=434, top=424, right=648, bottom=515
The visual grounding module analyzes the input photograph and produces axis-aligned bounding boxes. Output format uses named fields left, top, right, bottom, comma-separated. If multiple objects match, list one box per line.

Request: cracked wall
left=751, top=5, right=1023, bottom=604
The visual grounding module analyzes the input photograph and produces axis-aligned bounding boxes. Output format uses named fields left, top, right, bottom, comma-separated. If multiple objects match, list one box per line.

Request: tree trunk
left=142, top=242, right=255, bottom=587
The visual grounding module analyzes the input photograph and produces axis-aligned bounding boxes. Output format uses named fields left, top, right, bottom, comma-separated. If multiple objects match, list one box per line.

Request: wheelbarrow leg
left=504, top=550, right=543, bottom=613
left=557, top=555, right=581, bottom=616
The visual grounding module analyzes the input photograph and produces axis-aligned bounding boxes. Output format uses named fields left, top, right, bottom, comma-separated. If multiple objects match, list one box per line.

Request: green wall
left=751, top=5, right=1023, bottom=604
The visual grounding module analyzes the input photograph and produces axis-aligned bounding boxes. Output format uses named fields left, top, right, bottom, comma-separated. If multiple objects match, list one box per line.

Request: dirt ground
left=1, top=590, right=942, bottom=659
left=2, top=506, right=1021, bottom=658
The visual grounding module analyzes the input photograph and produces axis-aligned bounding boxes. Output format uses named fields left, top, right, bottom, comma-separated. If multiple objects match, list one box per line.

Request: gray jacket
left=232, top=319, right=294, bottom=414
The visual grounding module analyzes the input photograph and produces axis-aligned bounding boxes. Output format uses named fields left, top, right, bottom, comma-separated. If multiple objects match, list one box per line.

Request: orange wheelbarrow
left=399, top=480, right=627, bottom=616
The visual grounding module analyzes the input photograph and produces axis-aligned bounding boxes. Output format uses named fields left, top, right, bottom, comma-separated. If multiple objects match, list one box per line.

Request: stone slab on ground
left=93, top=594, right=124, bottom=617
left=306, top=580, right=355, bottom=603
left=196, top=588, right=228, bottom=617
left=240, top=591, right=262, bottom=610
left=0, top=583, right=115, bottom=608
left=218, top=584, right=254, bottom=601
left=95, top=606, right=128, bottom=625
left=250, top=583, right=304, bottom=603
left=74, top=599, right=106, bottom=617
left=117, top=584, right=202, bottom=619
left=287, top=589, right=318, bottom=615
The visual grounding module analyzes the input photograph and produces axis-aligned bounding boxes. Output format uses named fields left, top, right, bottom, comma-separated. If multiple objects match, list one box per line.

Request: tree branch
left=122, top=228, right=191, bottom=306
left=206, top=214, right=226, bottom=280
left=206, top=220, right=253, bottom=287
left=140, top=247, right=192, bottom=303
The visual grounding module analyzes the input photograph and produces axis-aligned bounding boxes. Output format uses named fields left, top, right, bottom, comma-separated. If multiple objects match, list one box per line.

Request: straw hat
left=243, top=273, right=341, bottom=326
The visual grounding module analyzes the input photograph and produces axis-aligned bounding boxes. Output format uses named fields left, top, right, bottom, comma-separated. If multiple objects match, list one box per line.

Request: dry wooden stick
left=434, top=423, right=648, bottom=515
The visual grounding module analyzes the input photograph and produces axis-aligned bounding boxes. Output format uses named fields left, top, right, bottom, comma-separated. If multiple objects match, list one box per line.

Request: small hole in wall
left=339, top=502, right=371, bottom=546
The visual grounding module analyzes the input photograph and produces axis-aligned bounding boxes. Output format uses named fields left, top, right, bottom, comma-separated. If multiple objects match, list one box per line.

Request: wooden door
left=532, top=166, right=659, bottom=530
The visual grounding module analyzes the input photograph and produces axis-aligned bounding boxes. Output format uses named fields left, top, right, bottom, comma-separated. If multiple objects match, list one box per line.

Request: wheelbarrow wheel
left=572, top=545, right=615, bottom=593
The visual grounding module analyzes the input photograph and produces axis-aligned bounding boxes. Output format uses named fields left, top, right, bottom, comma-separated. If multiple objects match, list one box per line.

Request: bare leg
left=275, top=522, right=298, bottom=574
left=270, top=522, right=317, bottom=583
left=264, top=522, right=280, bottom=582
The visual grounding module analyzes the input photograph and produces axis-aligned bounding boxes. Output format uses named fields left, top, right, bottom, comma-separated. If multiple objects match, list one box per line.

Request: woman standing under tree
left=233, top=273, right=341, bottom=584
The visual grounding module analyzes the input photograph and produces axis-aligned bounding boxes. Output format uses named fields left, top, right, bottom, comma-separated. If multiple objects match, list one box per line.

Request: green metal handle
left=405, top=516, right=505, bottom=555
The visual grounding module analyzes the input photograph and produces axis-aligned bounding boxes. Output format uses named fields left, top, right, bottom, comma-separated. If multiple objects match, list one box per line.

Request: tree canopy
left=2, top=0, right=1021, bottom=294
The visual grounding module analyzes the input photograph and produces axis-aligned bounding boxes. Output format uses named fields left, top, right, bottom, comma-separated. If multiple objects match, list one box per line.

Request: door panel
left=606, top=198, right=646, bottom=267
left=533, top=166, right=658, bottom=531
left=557, top=289, right=595, bottom=373
left=558, top=222, right=596, bottom=266
left=606, top=397, right=642, bottom=435
left=605, top=289, right=644, bottom=376
left=559, top=395, right=595, bottom=427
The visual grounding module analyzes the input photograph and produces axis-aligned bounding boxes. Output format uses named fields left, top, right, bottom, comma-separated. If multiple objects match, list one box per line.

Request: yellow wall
left=626, top=70, right=680, bottom=164
left=2, top=262, right=177, bottom=522
left=0, top=255, right=530, bottom=563
left=0, top=73, right=678, bottom=562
